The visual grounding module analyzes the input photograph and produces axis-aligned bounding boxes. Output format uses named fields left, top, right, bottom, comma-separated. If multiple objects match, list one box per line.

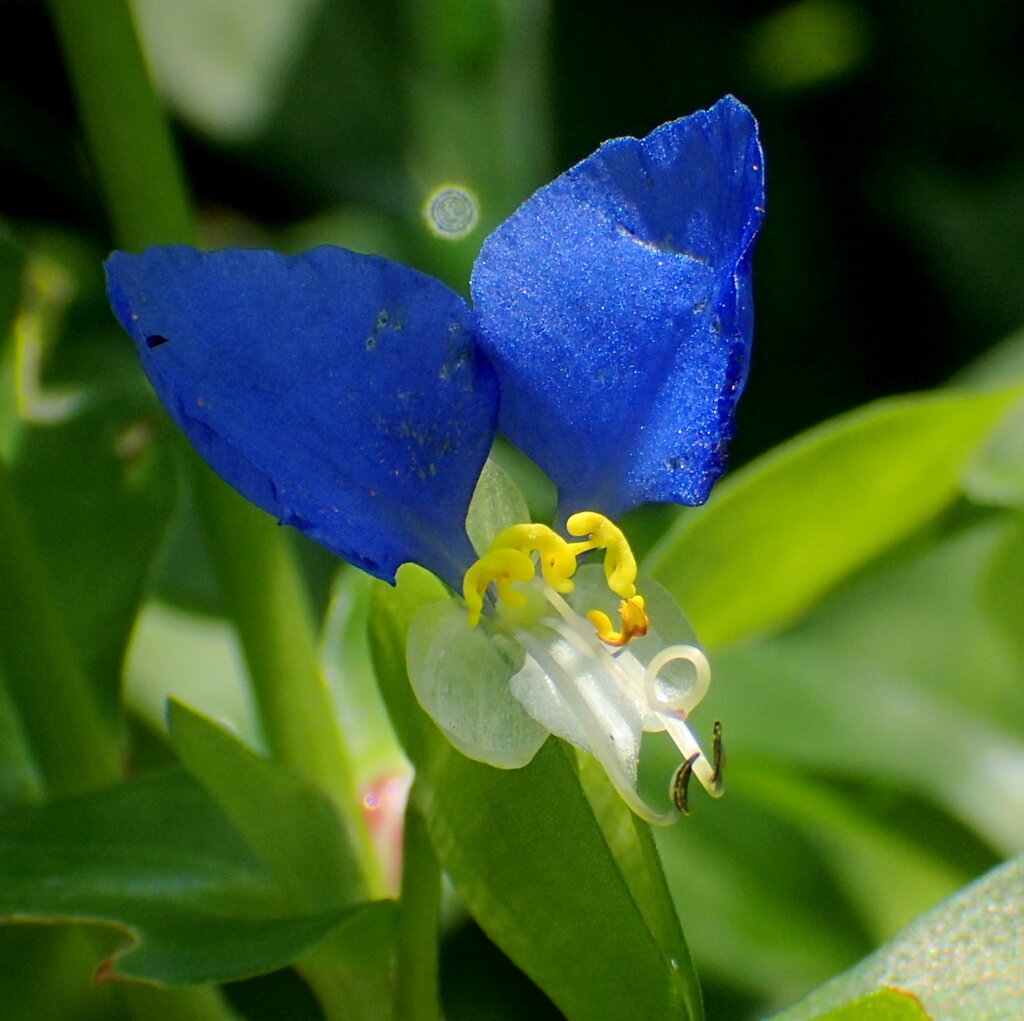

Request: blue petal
left=471, top=96, right=765, bottom=517
left=106, top=246, right=498, bottom=586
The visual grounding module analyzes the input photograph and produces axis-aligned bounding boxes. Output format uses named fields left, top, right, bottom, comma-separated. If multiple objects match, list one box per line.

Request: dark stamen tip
left=146, top=334, right=171, bottom=348
left=671, top=753, right=700, bottom=815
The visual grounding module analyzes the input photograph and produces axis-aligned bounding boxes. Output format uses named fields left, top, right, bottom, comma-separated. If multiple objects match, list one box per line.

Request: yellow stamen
left=463, top=511, right=646, bottom=636
left=587, top=595, right=649, bottom=646
left=490, top=523, right=578, bottom=593
left=565, top=512, right=638, bottom=599
left=462, top=548, right=535, bottom=626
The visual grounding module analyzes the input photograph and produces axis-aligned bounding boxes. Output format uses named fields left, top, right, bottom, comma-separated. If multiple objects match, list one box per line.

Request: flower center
left=461, top=511, right=724, bottom=821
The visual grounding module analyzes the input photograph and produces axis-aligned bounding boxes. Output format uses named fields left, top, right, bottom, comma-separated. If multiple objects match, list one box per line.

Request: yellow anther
left=566, top=512, right=638, bottom=599
left=462, top=548, right=535, bottom=626
left=587, top=595, right=649, bottom=647
left=491, top=523, right=577, bottom=594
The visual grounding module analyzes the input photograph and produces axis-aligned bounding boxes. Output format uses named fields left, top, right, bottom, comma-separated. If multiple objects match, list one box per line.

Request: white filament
left=509, top=580, right=720, bottom=818
left=644, top=645, right=711, bottom=718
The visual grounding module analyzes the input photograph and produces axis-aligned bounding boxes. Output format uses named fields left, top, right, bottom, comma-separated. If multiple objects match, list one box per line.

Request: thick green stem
left=46, top=0, right=381, bottom=893
left=0, top=458, right=120, bottom=795
left=394, top=790, right=442, bottom=1021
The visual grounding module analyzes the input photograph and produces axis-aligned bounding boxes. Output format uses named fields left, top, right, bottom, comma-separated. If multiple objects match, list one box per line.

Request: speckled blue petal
left=471, top=96, right=765, bottom=518
left=106, top=246, right=498, bottom=586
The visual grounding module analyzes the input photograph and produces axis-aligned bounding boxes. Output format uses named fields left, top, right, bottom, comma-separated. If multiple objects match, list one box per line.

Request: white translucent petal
left=510, top=621, right=677, bottom=825
left=510, top=629, right=643, bottom=776
left=406, top=599, right=548, bottom=768
left=567, top=564, right=710, bottom=730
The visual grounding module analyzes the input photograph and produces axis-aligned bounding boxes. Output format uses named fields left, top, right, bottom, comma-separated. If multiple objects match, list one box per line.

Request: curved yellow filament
left=490, top=523, right=577, bottom=593
left=565, top=512, right=638, bottom=599
left=462, top=548, right=535, bottom=626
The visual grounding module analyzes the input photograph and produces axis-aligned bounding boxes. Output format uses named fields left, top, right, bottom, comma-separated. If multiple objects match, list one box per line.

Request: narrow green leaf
left=956, top=327, right=1024, bottom=507
left=368, top=563, right=449, bottom=767
left=370, top=573, right=703, bottom=1021
left=767, top=855, right=1023, bottom=1020
left=394, top=791, right=441, bottom=1021
left=708, top=518, right=1024, bottom=854
left=647, top=388, right=1022, bottom=648
left=12, top=389, right=179, bottom=711
left=809, top=987, right=931, bottom=1020
left=0, top=769, right=357, bottom=984
left=0, top=662, right=40, bottom=803
left=981, top=513, right=1024, bottom=663
left=0, top=456, right=120, bottom=796
left=654, top=786, right=872, bottom=1002
left=0, top=233, right=26, bottom=453
left=575, top=753, right=701, bottom=1006
left=47, top=0, right=193, bottom=249
left=167, top=700, right=364, bottom=913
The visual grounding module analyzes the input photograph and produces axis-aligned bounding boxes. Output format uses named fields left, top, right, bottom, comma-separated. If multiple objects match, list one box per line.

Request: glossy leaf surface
left=769, top=856, right=1023, bottom=1020
left=0, top=769, right=357, bottom=984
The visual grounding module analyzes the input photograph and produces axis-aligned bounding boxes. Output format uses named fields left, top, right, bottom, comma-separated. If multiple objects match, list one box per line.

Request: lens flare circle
left=424, top=185, right=479, bottom=239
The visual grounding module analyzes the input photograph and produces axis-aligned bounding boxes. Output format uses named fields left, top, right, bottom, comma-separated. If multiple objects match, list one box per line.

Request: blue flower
left=106, top=96, right=764, bottom=820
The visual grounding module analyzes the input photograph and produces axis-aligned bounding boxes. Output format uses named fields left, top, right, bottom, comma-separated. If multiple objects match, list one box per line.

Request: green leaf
left=809, top=987, right=931, bottom=1020
left=321, top=566, right=407, bottom=788
left=654, top=784, right=873, bottom=1003
left=0, top=232, right=26, bottom=454
left=124, top=599, right=259, bottom=748
left=981, top=513, right=1024, bottom=663
left=574, top=753, right=700, bottom=997
left=393, top=791, right=441, bottom=1021
left=707, top=516, right=1024, bottom=855
left=297, top=900, right=398, bottom=1021
left=167, top=700, right=364, bottom=912
left=0, top=673, right=40, bottom=804
left=368, top=563, right=450, bottom=766
left=370, top=571, right=704, bottom=1021
left=416, top=740, right=700, bottom=1021
left=962, top=402, right=1024, bottom=508
left=767, top=855, right=1024, bottom=1020
left=647, top=388, right=1022, bottom=648
left=10, top=330, right=179, bottom=711
left=0, top=769, right=357, bottom=984
left=737, top=768, right=971, bottom=944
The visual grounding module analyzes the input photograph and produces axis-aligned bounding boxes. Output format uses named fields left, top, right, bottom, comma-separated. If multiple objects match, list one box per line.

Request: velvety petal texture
left=471, top=95, right=765, bottom=518
left=106, top=246, right=498, bottom=585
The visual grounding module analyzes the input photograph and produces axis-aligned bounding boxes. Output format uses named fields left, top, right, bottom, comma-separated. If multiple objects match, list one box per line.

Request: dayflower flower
left=106, top=96, right=765, bottom=823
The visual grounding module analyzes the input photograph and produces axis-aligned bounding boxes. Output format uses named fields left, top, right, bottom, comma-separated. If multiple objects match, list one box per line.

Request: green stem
left=394, top=790, right=442, bottom=1021
left=190, top=457, right=381, bottom=892
left=46, top=0, right=192, bottom=250
left=0, top=457, right=120, bottom=795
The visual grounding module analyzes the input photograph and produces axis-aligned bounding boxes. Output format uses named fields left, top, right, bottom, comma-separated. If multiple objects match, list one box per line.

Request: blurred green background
left=2, top=1, right=1023, bottom=1019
